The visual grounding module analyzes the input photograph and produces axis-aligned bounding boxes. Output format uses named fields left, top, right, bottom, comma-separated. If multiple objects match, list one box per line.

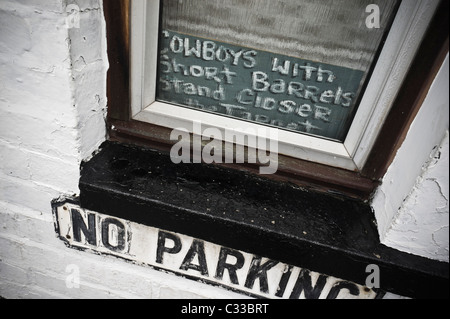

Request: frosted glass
left=157, top=0, right=400, bottom=141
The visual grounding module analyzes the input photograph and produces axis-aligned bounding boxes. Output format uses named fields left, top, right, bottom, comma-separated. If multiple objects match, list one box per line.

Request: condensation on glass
left=156, top=0, right=400, bottom=141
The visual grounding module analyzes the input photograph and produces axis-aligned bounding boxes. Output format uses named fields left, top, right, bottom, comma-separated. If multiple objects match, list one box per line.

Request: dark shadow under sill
left=79, top=141, right=448, bottom=299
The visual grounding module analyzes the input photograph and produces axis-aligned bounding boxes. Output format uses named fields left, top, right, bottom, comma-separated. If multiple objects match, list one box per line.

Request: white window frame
left=129, top=0, right=439, bottom=171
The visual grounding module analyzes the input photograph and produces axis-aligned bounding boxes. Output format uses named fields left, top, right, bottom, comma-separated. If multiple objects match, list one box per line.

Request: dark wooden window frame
left=103, top=0, right=449, bottom=201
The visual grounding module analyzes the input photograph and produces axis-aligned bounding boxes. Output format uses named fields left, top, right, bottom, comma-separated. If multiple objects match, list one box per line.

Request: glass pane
left=156, top=0, right=400, bottom=141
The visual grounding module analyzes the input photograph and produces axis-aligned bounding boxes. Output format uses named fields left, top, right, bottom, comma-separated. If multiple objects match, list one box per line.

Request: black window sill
left=79, top=141, right=448, bottom=299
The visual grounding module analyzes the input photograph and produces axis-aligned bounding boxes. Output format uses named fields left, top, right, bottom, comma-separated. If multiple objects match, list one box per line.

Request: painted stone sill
left=79, top=141, right=448, bottom=299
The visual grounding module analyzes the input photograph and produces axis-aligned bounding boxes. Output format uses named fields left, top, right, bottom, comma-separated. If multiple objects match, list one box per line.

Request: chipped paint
left=53, top=200, right=379, bottom=299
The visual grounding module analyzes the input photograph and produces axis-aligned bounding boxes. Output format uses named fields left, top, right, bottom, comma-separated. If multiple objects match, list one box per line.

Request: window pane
left=156, top=0, right=400, bottom=141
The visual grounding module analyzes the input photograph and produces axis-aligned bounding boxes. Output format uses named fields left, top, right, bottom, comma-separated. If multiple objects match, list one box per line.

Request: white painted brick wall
left=0, top=0, right=245, bottom=299
left=0, top=0, right=80, bottom=213
left=0, top=0, right=447, bottom=299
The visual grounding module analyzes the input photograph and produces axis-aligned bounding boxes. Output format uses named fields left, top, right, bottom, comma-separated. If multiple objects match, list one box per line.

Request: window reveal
left=157, top=31, right=364, bottom=141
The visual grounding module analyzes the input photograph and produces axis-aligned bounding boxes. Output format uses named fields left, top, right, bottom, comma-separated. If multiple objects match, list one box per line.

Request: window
left=105, top=0, right=447, bottom=199
left=155, top=0, right=399, bottom=143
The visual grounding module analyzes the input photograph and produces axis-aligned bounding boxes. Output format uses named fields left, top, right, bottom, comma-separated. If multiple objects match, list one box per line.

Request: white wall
left=382, top=131, right=449, bottom=261
left=0, top=0, right=447, bottom=299
left=372, top=55, right=449, bottom=262
left=0, top=0, right=243, bottom=299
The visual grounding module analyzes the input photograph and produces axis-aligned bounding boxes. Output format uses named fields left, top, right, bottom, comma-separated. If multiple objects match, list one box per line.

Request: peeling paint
left=382, top=131, right=449, bottom=262
left=372, top=54, right=449, bottom=262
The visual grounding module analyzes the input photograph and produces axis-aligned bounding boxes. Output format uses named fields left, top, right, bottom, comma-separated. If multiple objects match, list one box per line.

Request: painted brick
left=0, top=174, right=63, bottom=213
